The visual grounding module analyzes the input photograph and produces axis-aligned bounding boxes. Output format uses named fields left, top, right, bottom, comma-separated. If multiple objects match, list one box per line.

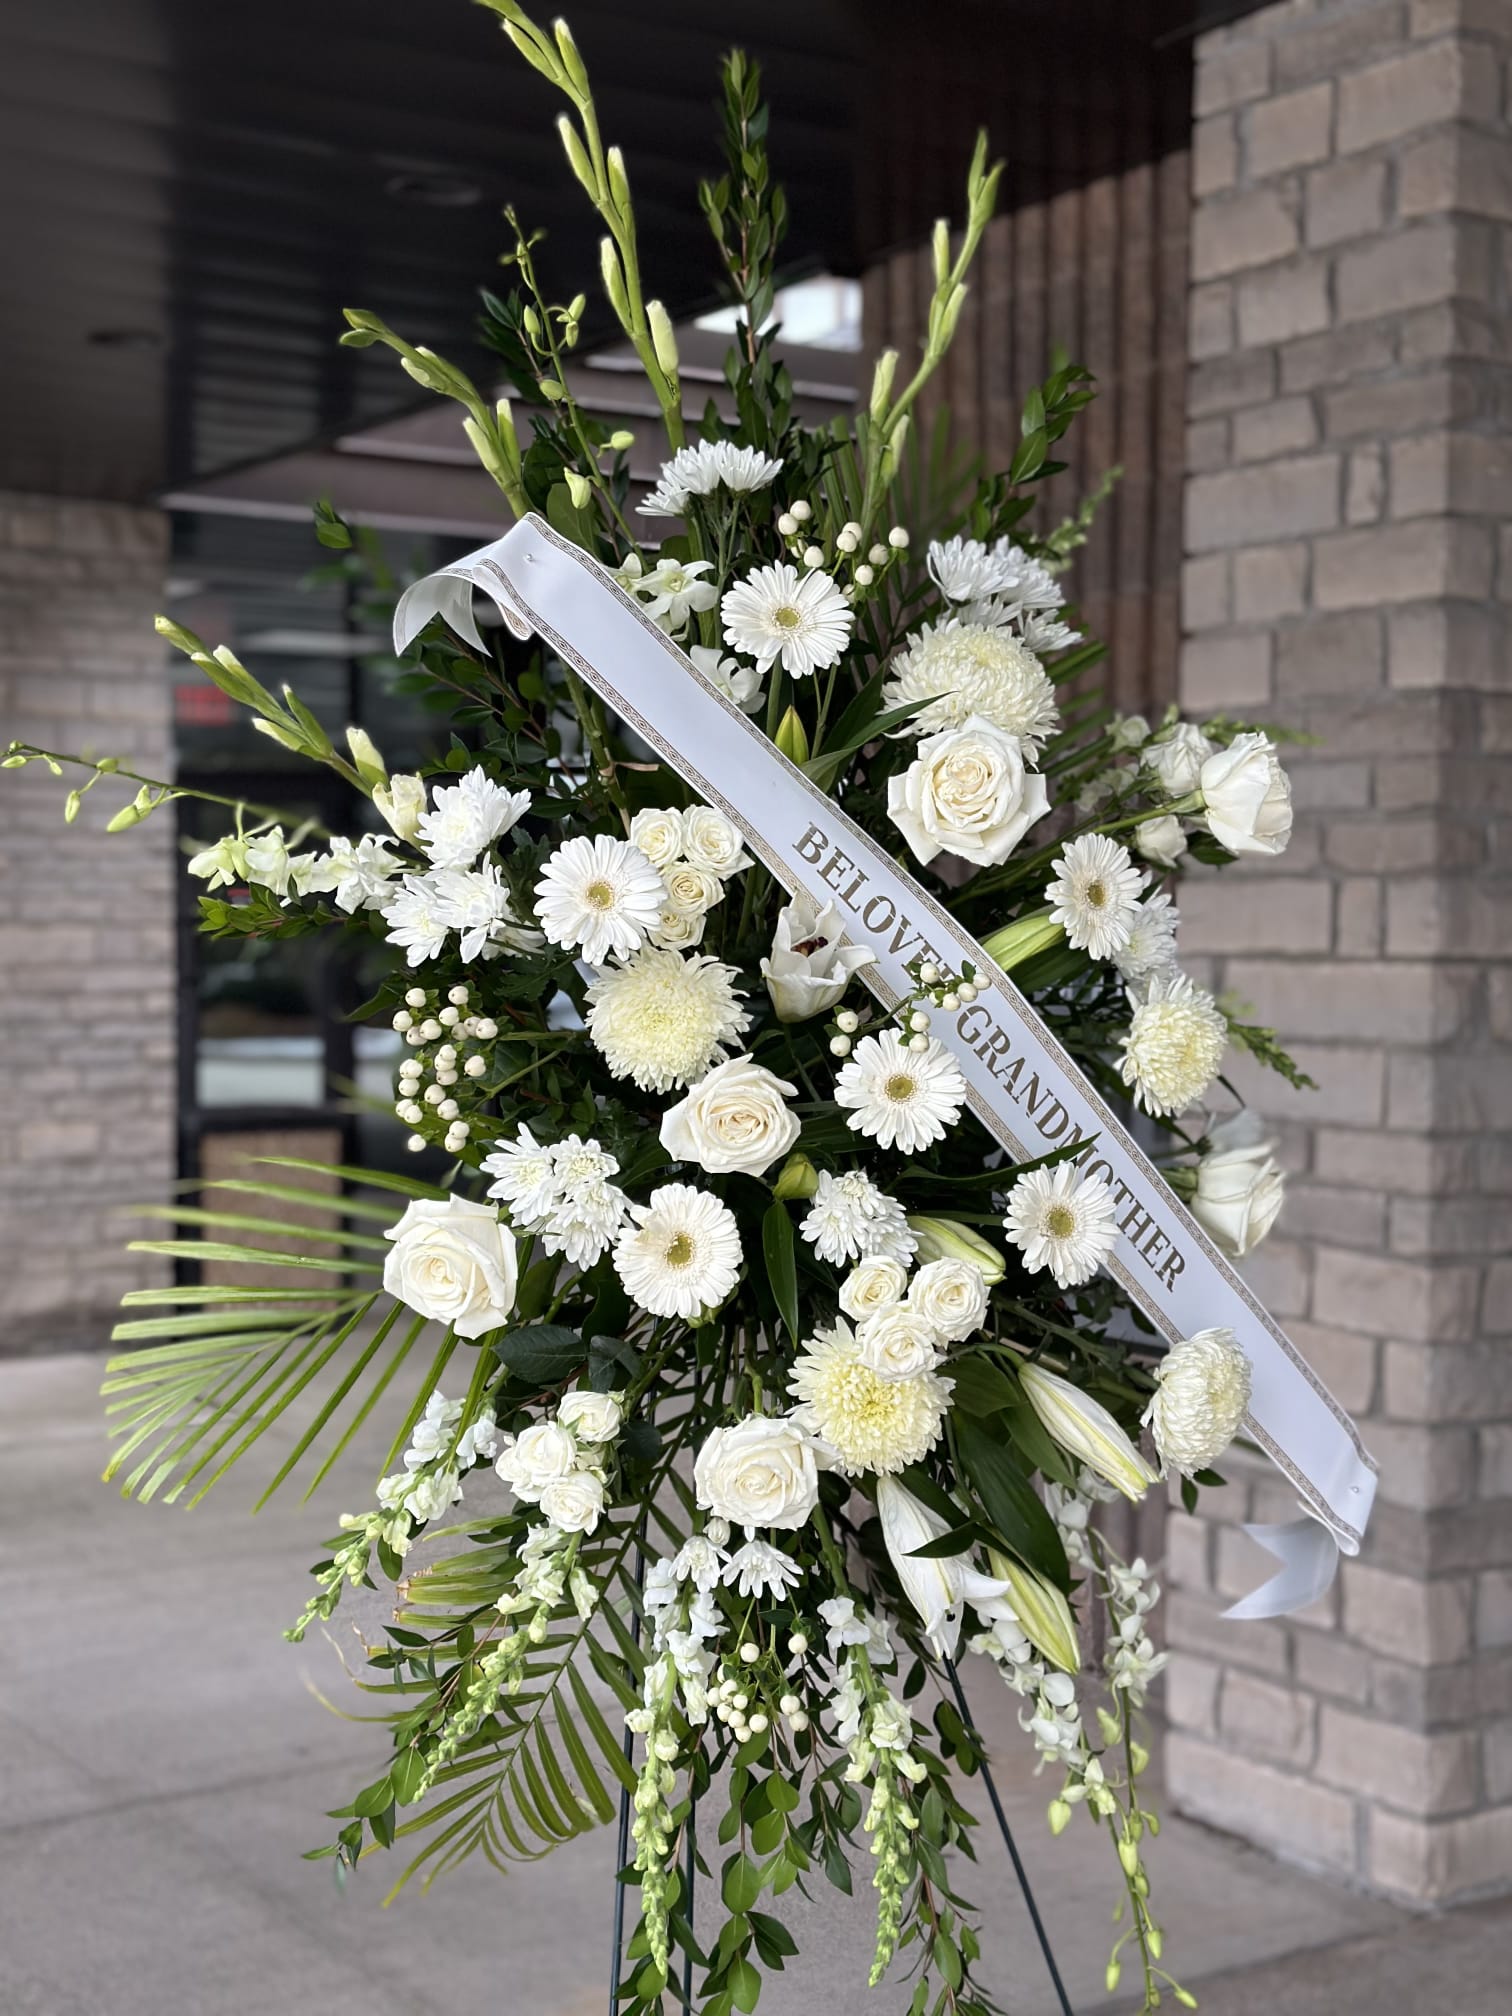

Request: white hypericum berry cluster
left=772, top=498, right=910, bottom=600
left=390, top=982, right=499, bottom=1155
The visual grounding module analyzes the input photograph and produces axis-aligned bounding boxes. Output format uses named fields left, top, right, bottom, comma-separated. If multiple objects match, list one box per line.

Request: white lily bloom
left=874, top=1476, right=1010, bottom=1659
left=761, top=892, right=877, bottom=1022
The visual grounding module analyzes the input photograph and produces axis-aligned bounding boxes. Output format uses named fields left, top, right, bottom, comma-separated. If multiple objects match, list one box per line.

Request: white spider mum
left=1119, top=971, right=1228, bottom=1119
left=1003, top=1163, right=1118, bottom=1289
left=585, top=947, right=750, bottom=1093
left=416, top=768, right=530, bottom=869
left=1045, top=833, right=1147, bottom=960
left=638, top=439, right=783, bottom=517
left=788, top=1320, right=951, bottom=1475
left=721, top=561, right=854, bottom=678
left=482, top=1125, right=560, bottom=1224
left=534, top=834, right=666, bottom=967
left=613, top=1182, right=742, bottom=1320
left=1143, top=1327, right=1252, bottom=1476
left=883, top=620, right=1060, bottom=748
left=800, top=1170, right=917, bottom=1267
left=834, top=1030, right=967, bottom=1154
left=1113, top=893, right=1181, bottom=984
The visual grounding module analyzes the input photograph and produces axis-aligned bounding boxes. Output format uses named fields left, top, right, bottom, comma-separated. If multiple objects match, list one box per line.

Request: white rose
left=662, top=863, right=723, bottom=914
left=886, top=715, right=1051, bottom=868
left=906, top=1258, right=989, bottom=1343
left=1198, top=732, right=1293, bottom=856
left=857, top=1305, right=943, bottom=1381
left=761, top=892, right=877, bottom=1023
left=1191, top=1118, right=1285, bottom=1258
left=382, top=1196, right=519, bottom=1339
left=838, top=1255, right=910, bottom=1321
left=649, top=902, right=707, bottom=950
left=693, top=1416, right=820, bottom=1530
left=539, top=1468, right=608, bottom=1533
left=1145, top=721, right=1213, bottom=798
left=628, top=807, right=686, bottom=870
left=495, top=1419, right=578, bottom=1501
left=1133, top=815, right=1187, bottom=870
left=373, top=773, right=427, bottom=842
left=660, top=1054, right=801, bottom=1176
left=558, top=1389, right=626, bottom=1444
left=682, top=805, right=750, bottom=878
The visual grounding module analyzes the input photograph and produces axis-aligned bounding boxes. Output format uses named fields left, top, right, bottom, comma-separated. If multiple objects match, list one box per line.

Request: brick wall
left=0, top=493, right=175, bottom=1352
left=1170, top=0, right=1512, bottom=1903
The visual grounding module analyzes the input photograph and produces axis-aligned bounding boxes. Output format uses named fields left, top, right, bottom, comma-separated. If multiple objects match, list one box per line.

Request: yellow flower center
left=664, top=1232, right=695, bottom=1268
left=773, top=605, right=802, bottom=630
left=884, top=1073, right=917, bottom=1103
left=1085, top=879, right=1108, bottom=909
left=1046, top=1204, right=1077, bottom=1239
left=585, top=879, right=616, bottom=911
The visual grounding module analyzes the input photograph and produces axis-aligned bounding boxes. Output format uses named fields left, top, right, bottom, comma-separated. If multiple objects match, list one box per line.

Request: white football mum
left=1143, top=1328, right=1252, bottom=1475
left=1119, top=971, right=1228, bottom=1118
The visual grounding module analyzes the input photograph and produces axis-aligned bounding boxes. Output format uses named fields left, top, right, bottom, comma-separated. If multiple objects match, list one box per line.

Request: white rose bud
left=1197, top=732, right=1293, bottom=857
left=1143, top=1327, right=1252, bottom=1476
left=659, top=1053, right=801, bottom=1177
left=906, top=1257, right=990, bottom=1343
left=495, top=1420, right=578, bottom=1501
left=538, top=1468, right=608, bottom=1533
left=856, top=1304, right=943, bottom=1381
left=1144, top=720, right=1214, bottom=798
left=693, top=1416, right=821, bottom=1530
left=838, top=1255, right=910, bottom=1322
left=762, top=892, right=878, bottom=1023
left=382, top=1195, right=518, bottom=1339
left=886, top=715, right=1051, bottom=868
left=681, top=805, right=751, bottom=879
left=1191, top=1114, right=1285, bottom=1258
left=373, top=772, right=427, bottom=842
left=648, top=902, right=707, bottom=950
left=662, top=862, right=723, bottom=915
left=558, top=1388, right=626, bottom=1444
left=628, top=806, right=686, bottom=870
left=1133, top=814, right=1187, bottom=870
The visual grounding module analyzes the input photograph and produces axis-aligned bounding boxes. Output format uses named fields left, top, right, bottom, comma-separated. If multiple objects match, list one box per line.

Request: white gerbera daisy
left=1113, top=893, right=1181, bottom=984
left=927, top=536, right=1016, bottom=603
left=690, top=643, right=764, bottom=713
left=1143, top=1327, right=1252, bottom=1476
left=1003, top=1163, right=1118, bottom=1289
left=534, top=835, right=666, bottom=967
left=1045, top=834, right=1147, bottom=961
left=788, top=1320, right=951, bottom=1475
left=638, top=440, right=783, bottom=517
left=1119, top=971, right=1228, bottom=1118
left=636, top=556, right=719, bottom=634
left=416, top=768, right=531, bottom=869
left=834, top=1030, right=967, bottom=1154
left=613, top=1182, right=742, bottom=1319
left=883, top=621, right=1060, bottom=748
left=800, top=1170, right=917, bottom=1267
left=723, top=1538, right=803, bottom=1601
left=585, top=947, right=750, bottom=1092
left=721, top=561, right=854, bottom=679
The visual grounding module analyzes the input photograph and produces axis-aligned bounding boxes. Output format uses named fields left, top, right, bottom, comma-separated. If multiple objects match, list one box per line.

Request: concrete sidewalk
left=2, top=1352, right=1507, bottom=2015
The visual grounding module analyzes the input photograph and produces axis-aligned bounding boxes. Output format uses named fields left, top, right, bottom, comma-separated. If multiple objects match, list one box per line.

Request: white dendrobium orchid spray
left=1144, top=1327, right=1253, bottom=1475
left=61, top=28, right=1332, bottom=2004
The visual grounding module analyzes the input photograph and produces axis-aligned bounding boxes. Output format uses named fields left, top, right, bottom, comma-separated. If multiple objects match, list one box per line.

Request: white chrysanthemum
left=690, top=643, right=764, bottom=713
left=382, top=866, right=536, bottom=966
left=416, top=768, right=530, bottom=869
left=1113, top=893, right=1181, bottom=984
left=834, top=1030, right=967, bottom=1154
left=543, top=1177, right=630, bottom=1267
left=306, top=832, right=404, bottom=913
left=586, top=947, right=750, bottom=1092
left=638, top=439, right=783, bottom=517
left=613, top=1182, right=742, bottom=1320
left=1119, top=971, right=1228, bottom=1118
left=724, top=1538, right=803, bottom=1600
left=721, top=562, right=854, bottom=679
left=800, top=1170, right=917, bottom=1267
left=1045, top=833, right=1147, bottom=960
left=482, top=1124, right=560, bottom=1223
left=927, top=536, right=1016, bottom=603
left=1003, top=1163, right=1118, bottom=1289
left=534, top=834, right=666, bottom=967
left=1143, top=1327, right=1252, bottom=1475
left=991, top=539, right=1065, bottom=614
left=883, top=621, right=1060, bottom=748
left=788, top=1321, right=951, bottom=1475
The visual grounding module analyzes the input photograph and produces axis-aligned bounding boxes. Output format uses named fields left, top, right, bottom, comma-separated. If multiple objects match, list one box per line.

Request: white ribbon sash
left=396, top=513, right=1377, bottom=1618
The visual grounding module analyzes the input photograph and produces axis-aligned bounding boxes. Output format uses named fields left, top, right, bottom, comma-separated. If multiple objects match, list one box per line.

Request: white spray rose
left=1133, top=815, right=1187, bottom=870
left=1191, top=1113, right=1285, bottom=1258
left=856, top=1305, right=943, bottom=1381
left=558, top=1389, right=626, bottom=1443
left=659, top=1054, right=801, bottom=1176
left=906, top=1258, right=989, bottom=1343
left=681, top=805, right=750, bottom=878
left=762, top=893, right=877, bottom=1023
left=886, top=715, right=1051, bottom=868
left=628, top=807, right=686, bottom=870
left=693, top=1416, right=821, bottom=1531
left=538, top=1469, right=608, bottom=1533
left=838, top=1255, right=910, bottom=1322
left=373, top=773, right=427, bottom=842
left=1145, top=721, right=1214, bottom=797
left=1197, top=732, right=1293, bottom=856
left=495, top=1420, right=578, bottom=1501
left=662, top=863, right=723, bottom=914
left=1143, top=1327, right=1252, bottom=1475
left=382, top=1196, right=519, bottom=1338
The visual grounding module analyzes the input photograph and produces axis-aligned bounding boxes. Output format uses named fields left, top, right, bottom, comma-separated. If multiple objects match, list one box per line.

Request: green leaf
left=493, top=1324, right=583, bottom=1384
left=729, top=1957, right=762, bottom=2013
left=954, top=1415, right=1071, bottom=1591
left=723, top=1851, right=764, bottom=1912
left=761, top=1203, right=799, bottom=1345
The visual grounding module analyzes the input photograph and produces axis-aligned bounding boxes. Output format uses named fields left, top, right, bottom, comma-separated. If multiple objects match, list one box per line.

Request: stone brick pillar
left=1167, top=0, right=1512, bottom=1904
left=0, top=494, right=176, bottom=1352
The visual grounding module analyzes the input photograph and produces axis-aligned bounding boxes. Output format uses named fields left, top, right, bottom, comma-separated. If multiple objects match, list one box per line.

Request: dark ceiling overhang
left=1, top=0, right=1252, bottom=510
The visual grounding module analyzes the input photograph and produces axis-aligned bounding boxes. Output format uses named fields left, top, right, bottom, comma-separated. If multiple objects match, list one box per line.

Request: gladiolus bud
left=771, top=1150, right=819, bottom=1203
left=981, top=911, right=1066, bottom=974
left=868, top=348, right=898, bottom=422
left=647, top=300, right=680, bottom=379
left=906, top=1215, right=1006, bottom=1284
left=345, top=726, right=387, bottom=788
